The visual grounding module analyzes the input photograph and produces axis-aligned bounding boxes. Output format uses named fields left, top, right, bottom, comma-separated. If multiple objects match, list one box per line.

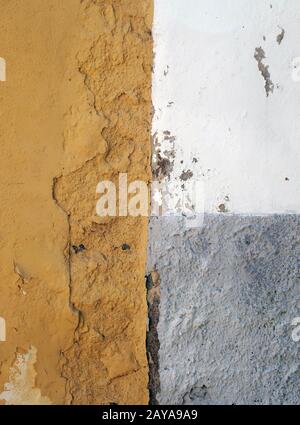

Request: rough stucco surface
left=0, top=0, right=153, bottom=405
left=148, top=215, right=300, bottom=405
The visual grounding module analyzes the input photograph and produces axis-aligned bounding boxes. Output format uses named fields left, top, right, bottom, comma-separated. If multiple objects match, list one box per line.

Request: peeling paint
left=52, top=0, right=153, bottom=404
left=151, top=0, right=300, bottom=406
left=180, top=170, right=193, bottom=182
left=0, top=57, right=6, bottom=81
left=152, top=131, right=176, bottom=181
left=0, top=346, right=51, bottom=405
left=0, top=317, right=6, bottom=342
left=152, top=0, right=300, bottom=215
left=0, top=0, right=153, bottom=405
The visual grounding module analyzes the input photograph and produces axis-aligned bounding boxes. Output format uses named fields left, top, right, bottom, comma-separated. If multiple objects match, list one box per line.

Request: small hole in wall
left=72, top=244, right=86, bottom=254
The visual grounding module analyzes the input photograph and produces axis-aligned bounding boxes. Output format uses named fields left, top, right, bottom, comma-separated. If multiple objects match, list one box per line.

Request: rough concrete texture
left=0, top=0, right=153, bottom=404
left=148, top=215, right=300, bottom=405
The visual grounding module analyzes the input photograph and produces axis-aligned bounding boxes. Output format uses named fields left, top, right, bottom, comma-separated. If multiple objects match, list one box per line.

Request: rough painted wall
left=1, top=0, right=299, bottom=407
left=150, top=0, right=300, bottom=404
left=0, top=0, right=153, bottom=405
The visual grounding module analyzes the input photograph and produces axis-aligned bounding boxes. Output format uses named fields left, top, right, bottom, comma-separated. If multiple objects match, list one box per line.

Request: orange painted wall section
left=0, top=0, right=153, bottom=405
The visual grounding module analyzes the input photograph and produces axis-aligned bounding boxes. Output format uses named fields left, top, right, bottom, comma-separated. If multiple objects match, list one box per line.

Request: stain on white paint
left=254, top=46, right=274, bottom=97
left=276, top=27, right=285, bottom=45
left=0, top=346, right=52, bottom=405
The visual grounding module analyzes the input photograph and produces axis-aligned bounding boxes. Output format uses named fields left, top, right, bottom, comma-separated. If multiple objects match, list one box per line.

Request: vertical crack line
left=52, top=177, right=82, bottom=326
left=146, top=271, right=161, bottom=405
left=52, top=176, right=83, bottom=403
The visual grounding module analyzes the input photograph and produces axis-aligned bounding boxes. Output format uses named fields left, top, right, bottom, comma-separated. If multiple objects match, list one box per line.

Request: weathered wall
left=1, top=0, right=299, bottom=407
left=152, top=0, right=300, bottom=214
left=148, top=216, right=300, bottom=404
left=0, top=0, right=153, bottom=405
left=150, top=0, right=300, bottom=404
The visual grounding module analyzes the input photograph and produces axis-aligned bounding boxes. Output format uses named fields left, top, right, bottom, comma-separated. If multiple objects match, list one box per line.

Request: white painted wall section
left=153, top=0, right=300, bottom=214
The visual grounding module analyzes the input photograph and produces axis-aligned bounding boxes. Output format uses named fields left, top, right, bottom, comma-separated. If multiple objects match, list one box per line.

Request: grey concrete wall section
left=147, top=215, right=300, bottom=405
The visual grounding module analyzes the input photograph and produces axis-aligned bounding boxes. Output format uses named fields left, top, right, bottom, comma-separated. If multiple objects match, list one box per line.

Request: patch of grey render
left=147, top=214, right=300, bottom=405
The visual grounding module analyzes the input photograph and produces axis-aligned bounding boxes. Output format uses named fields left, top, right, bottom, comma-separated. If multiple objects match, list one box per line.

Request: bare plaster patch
left=0, top=346, right=52, bottom=405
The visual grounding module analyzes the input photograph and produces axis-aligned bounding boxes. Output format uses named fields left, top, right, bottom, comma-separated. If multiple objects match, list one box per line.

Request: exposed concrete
left=147, top=215, right=300, bottom=405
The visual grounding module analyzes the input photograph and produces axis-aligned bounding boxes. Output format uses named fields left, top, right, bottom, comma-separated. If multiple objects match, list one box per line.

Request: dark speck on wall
left=72, top=244, right=86, bottom=254
left=180, top=169, right=193, bottom=181
left=276, top=27, right=285, bottom=45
